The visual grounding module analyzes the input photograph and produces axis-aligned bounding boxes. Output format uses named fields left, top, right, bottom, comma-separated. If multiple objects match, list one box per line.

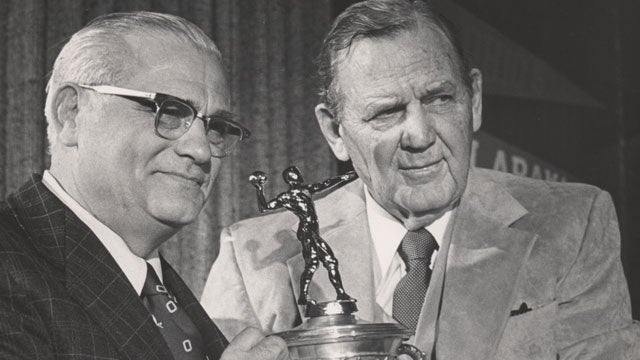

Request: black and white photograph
left=0, top=0, right=638, bottom=359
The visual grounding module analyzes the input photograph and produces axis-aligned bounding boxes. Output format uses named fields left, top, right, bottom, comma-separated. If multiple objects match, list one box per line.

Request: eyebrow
left=423, top=81, right=456, bottom=94
left=167, top=93, right=235, bottom=120
left=209, top=109, right=237, bottom=122
left=178, top=96, right=201, bottom=112
left=420, top=81, right=465, bottom=101
left=363, top=95, right=403, bottom=113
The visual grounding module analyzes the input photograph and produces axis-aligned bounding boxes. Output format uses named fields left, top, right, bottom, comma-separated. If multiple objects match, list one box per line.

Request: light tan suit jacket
left=202, top=168, right=639, bottom=359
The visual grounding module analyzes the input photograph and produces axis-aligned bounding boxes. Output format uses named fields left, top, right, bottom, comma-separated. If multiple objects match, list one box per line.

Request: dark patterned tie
left=142, top=263, right=206, bottom=359
left=392, top=229, right=439, bottom=331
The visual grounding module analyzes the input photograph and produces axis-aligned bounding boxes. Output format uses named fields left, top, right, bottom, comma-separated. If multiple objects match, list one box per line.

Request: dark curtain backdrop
left=0, top=0, right=335, bottom=296
left=2, top=0, right=639, bottom=316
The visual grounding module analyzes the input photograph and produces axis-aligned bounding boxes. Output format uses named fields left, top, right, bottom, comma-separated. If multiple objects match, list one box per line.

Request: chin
left=148, top=198, right=204, bottom=227
left=393, top=182, right=458, bottom=216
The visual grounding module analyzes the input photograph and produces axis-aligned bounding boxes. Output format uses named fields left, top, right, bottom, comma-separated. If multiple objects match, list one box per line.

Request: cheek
left=202, top=160, right=222, bottom=198
left=343, top=128, right=399, bottom=184
left=437, top=114, right=473, bottom=156
left=435, top=116, right=474, bottom=189
left=371, top=136, right=400, bottom=174
left=83, top=118, right=140, bottom=161
left=80, top=132, right=132, bottom=176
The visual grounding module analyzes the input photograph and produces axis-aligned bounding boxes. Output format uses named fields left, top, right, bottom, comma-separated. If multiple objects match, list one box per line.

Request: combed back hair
left=45, top=11, right=222, bottom=150
left=317, top=0, right=471, bottom=117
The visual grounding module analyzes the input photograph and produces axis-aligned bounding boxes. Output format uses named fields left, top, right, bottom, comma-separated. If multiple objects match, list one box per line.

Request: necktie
left=392, top=229, right=439, bottom=332
left=141, top=263, right=206, bottom=359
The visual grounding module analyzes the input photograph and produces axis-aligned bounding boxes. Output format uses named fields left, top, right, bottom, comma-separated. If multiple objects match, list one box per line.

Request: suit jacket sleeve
left=201, top=226, right=262, bottom=340
left=0, top=259, right=54, bottom=359
left=555, top=190, right=639, bottom=359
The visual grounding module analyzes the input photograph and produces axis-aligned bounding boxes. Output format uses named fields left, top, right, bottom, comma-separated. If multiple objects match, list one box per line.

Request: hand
left=249, top=171, right=268, bottom=188
left=220, top=327, right=289, bottom=360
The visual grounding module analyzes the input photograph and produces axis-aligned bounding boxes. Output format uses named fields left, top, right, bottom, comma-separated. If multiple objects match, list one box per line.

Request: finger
left=249, top=335, right=289, bottom=359
left=226, top=327, right=265, bottom=351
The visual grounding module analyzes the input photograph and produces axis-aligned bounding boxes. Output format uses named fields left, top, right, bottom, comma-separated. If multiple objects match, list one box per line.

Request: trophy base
left=305, top=299, right=358, bottom=318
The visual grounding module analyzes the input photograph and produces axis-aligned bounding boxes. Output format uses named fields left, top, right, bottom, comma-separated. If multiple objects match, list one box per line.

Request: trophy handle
left=396, top=343, right=427, bottom=360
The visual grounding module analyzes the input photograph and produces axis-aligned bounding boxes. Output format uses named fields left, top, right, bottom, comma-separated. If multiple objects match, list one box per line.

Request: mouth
left=160, top=171, right=206, bottom=186
left=398, top=159, right=445, bottom=179
left=399, top=158, right=443, bottom=171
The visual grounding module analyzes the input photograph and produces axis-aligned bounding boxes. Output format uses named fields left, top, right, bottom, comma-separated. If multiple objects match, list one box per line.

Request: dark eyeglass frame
left=78, top=84, right=251, bottom=158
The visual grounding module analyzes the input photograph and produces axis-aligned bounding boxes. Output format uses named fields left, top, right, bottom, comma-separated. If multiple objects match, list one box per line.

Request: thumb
left=221, top=328, right=289, bottom=360
left=225, top=327, right=265, bottom=351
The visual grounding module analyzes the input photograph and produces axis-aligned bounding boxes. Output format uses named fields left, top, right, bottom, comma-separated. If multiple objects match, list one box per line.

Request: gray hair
left=45, top=11, right=222, bottom=149
left=317, top=0, right=471, bottom=117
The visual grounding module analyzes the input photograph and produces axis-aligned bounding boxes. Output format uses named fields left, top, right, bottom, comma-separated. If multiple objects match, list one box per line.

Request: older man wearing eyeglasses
left=0, top=11, right=288, bottom=360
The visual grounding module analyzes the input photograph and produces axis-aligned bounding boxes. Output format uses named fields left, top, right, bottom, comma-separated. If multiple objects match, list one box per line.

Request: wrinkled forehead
left=118, top=32, right=229, bottom=111
left=333, top=23, right=463, bottom=88
left=120, top=30, right=220, bottom=74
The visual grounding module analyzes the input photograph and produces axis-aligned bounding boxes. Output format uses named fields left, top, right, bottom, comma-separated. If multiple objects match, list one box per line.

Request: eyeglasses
left=78, top=84, right=250, bottom=158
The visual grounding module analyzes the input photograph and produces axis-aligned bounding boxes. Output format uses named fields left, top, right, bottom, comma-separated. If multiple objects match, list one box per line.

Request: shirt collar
left=364, top=185, right=452, bottom=276
left=42, top=170, right=162, bottom=294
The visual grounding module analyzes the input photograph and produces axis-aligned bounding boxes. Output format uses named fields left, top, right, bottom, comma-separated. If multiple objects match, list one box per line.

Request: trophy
left=249, top=166, right=426, bottom=360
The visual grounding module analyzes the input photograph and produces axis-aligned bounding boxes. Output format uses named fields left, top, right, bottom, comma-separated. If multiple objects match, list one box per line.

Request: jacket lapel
left=286, top=180, right=378, bottom=322
left=8, top=175, right=173, bottom=360
left=433, top=170, right=538, bottom=359
left=63, top=200, right=174, bottom=360
left=161, top=257, right=228, bottom=359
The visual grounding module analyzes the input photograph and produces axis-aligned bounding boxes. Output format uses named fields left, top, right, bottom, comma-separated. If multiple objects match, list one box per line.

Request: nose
left=400, top=104, right=436, bottom=151
left=173, top=118, right=211, bottom=164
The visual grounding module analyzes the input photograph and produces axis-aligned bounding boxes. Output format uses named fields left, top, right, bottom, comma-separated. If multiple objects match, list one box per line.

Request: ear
left=49, top=84, right=81, bottom=147
left=315, top=103, right=350, bottom=161
left=469, top=68, right=483, bottom=132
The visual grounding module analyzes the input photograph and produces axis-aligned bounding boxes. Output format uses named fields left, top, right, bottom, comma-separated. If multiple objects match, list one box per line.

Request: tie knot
left=141, top=263, right=168, bottom=297
left=398, top=228, right=438, bottom=263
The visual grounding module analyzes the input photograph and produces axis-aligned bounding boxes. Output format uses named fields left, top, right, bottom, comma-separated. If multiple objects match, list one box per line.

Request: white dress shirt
left=364, top=186, right=452, bottom=322
left=42, top=170, right=162, bottom=295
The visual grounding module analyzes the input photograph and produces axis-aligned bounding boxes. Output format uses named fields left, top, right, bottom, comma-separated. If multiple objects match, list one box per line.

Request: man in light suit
left=0, top=12, right=288, bottom=360
left=202, top=0, right=639, bottom=358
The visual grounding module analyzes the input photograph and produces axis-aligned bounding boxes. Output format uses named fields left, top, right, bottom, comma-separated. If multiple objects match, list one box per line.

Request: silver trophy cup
left=275, top=301, right=426, bottom=359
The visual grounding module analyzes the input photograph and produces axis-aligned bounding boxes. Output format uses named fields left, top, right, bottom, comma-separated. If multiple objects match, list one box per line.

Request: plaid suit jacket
left=0, top=175, right=228, bottom=359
